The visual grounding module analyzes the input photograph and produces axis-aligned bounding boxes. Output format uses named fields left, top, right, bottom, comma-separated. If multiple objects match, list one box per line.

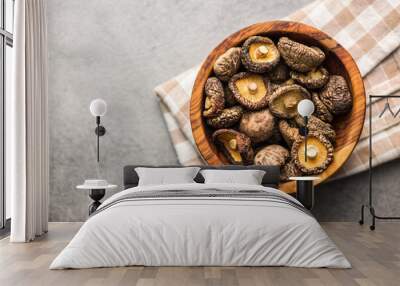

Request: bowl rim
left=190, top=20, right=366, bottom=193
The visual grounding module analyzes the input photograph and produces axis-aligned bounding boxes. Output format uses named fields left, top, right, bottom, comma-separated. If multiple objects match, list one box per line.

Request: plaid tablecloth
left=155, top=0, right=400, bottom=179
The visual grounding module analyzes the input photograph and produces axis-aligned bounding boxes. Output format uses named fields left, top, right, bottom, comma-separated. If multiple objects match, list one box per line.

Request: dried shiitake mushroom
left=292, top=132, right=334, bottom=175
left=239, top=109, right=276, bottom=144
left=268, top=63, right=290, bottom=83
left=277, top=37, right=325, bottom=72
left=312, top=92, right=333, bottom=123
left=224, top=85, right=237, bottom=107
left=213, top=47, right=242, bottom=81
left=290, top=67, right=329, bottom=89
left=203, top=77, right=225, bottom=118
left=229, top=72, right=271, bottom=110
left=280, top=160, right=302, bottom=181
left=294, top=115, right=336, bottom=143
left=213, top=129, right=254, bottom=165
left=241, top=36, right=280, bottom=73
left=319, top=75, right=352, bottom=115
left=207, top=106, right=243, bottom=129
left=269, top=84, right=311, bottom=118
left=279, top=120, right=300, bottom=147
left=254, top=144, right=289, bottom=166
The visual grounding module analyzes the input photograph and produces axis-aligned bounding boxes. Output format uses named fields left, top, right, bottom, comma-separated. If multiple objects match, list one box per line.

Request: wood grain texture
left=190, top=21, right=366, bottom=194
left=1, top=222, right=399, bottom=286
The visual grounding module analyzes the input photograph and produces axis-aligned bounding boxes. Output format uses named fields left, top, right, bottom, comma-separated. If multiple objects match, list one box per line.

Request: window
left=0, top=0, right=13, bottom=231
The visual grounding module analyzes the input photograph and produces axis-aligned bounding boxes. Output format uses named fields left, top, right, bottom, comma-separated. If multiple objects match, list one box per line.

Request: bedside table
left=77, top=180, right=117, bottom=215
left=289, top=177, right=319, bottom=210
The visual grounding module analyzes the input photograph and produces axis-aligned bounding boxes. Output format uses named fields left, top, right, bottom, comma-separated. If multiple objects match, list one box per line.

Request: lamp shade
left=89, top=99, right=107, bottom=117
left=297, top=99, right=315, bottom=117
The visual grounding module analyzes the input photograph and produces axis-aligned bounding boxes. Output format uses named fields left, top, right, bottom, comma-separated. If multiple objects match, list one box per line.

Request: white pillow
left=200, top=169, right=266, bottom=185
left=135, top=167, right=200, bottom=186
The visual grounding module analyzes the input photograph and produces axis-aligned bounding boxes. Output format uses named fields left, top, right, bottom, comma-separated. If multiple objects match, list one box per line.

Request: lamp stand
left=88, top=189, right=105, bottom=215
left=296, top=180, right=314, bottom=210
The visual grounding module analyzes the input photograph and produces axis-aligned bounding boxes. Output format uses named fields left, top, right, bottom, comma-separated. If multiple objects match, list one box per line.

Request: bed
left=50, top=165, right=350, bottom=269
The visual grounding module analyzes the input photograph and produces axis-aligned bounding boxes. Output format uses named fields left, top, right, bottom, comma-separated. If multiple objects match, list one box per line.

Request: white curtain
left=8, top=0, right=49, bottom=242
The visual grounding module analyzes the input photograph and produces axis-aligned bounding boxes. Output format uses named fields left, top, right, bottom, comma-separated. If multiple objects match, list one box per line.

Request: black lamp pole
left=304, top=116, right=308, bottom=162
left=94, top=116, right=106, bottom=162
left=96, top=116, right=100, bottom=162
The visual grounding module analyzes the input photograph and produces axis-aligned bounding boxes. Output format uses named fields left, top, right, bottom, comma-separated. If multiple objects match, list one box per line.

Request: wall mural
left=48, top=1, right=400, bottom=222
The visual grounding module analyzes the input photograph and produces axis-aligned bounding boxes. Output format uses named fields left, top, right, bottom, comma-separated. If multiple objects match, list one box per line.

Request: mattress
left=50, top=183, right=350, bottom=269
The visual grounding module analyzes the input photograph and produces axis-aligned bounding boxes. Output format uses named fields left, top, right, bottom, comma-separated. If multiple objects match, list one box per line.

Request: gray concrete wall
left=47, top=0, right=400, bottom=222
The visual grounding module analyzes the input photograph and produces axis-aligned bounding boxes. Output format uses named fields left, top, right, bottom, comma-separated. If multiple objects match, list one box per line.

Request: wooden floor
left=0, top=222, right=399, bottom=286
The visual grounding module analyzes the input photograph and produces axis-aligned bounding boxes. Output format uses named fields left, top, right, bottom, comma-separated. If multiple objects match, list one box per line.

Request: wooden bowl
left=190, top=21, right=366, bottom=193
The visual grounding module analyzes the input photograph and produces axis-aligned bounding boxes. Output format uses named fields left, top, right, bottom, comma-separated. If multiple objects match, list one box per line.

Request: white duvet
left=50, top=183, right=350, bottom=269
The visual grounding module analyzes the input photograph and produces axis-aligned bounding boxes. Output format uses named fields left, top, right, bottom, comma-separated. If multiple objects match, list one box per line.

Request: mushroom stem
left=256, top=45, right=269, bottom=58
left=306, top=145, right=318, bottom=159
left=228, top=139, right=237, bottom=150
left=247, top=82, right=258, bottom=94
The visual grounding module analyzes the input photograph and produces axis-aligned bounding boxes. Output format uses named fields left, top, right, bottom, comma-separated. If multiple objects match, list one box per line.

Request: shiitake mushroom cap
left=291, top=132, right=334, bottom=175
left=212, top=129, right=254, bottom=165
left=207, top=106, right=243, bottom=129
left=319, top=75, right=353, bottom=115
left=241, top=36, right=280, bottom=73
left=277, top=37, right=325, bottom=72
left=254, top=144, right=289, bottom=167
left=239, top=109, right=276, bottom=144
left=213, top=47, right=242, bottom=82
left=269, top=84, right=311, bottom=119
left=228, top=72, right=272, bottom=110
left=203, top=77, right=225, bottom=118
left=290, top=67, right=329, bottom=89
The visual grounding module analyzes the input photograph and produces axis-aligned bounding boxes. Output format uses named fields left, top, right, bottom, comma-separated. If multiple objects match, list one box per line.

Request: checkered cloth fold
left=155, top=0, right=400, bottom=179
